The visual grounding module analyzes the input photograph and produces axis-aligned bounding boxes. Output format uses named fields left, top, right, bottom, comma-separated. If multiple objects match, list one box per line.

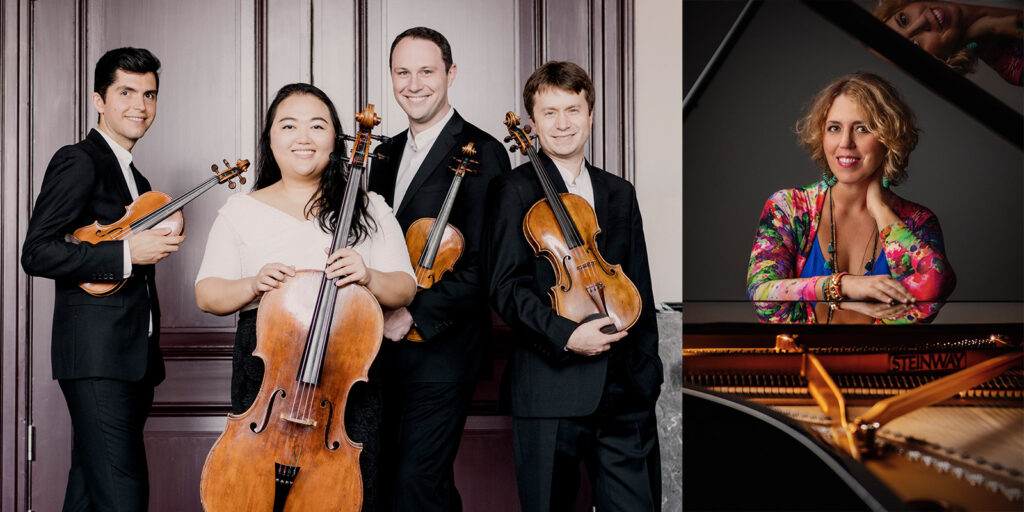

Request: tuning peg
left=523, top=125, right=532, bottom=134
left=503, top=135, right=512, bottom=143
left=223, top=159, right=231, bottom=168
left=470, top=159, right=479, bottom=165
left=371, top=151, right=388, bottom=163
left=238, top=176, right=246, bottom=185
left=228, top=181, right=236, bottom=190
left=371, top=134, right=391, bottom=144
left=509, top=145, right=519, bottom=153
left=339, top=134, right=356, bottom=142
left=211, top=164, right=218, bottom=172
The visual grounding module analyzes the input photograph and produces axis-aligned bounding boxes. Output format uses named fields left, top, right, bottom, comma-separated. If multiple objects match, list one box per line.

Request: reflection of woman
left=876, top=1, right=1023, bottom=85
left=746, top=73, right=956, bottom=324
left=194, top=83, right=416, bottom=509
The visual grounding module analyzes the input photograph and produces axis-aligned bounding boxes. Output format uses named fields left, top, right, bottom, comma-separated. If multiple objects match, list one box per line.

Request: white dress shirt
left=392, top=106, right=456, bottom=209
left=554, top=159, right=594, bottom=210
left=96, top=127, right=152, bottom=335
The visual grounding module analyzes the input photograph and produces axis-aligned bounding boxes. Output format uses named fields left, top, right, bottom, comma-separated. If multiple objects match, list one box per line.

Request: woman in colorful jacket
left=746, top=73, right=956, bottom=324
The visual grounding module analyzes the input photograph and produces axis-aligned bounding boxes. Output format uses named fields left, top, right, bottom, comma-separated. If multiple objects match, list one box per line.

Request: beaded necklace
left=823, top=183, right=880, bottom=323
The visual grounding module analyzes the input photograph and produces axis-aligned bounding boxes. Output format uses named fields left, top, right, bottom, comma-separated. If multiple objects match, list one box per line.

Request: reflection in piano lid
left=683, top=327, right=1024, bottom=511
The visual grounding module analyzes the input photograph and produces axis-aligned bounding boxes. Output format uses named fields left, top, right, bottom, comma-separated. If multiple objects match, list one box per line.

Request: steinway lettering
left=889, top=352, right=966, bottom=372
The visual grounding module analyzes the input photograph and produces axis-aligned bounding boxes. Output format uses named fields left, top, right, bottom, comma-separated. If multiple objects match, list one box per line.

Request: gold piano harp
left=684, top=332, right=1024, bottom=510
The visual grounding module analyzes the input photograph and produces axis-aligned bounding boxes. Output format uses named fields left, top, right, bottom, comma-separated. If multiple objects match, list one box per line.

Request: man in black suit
left=21, top=47, right=183, bottom=511
left=484, top=61, right=663, bottom=511
left=368, top=27, right=511, bottom=512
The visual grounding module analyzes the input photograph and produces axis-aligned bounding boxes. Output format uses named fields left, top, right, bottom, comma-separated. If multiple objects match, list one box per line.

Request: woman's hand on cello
left=326, top=247, right=371, bottom=287
left=250, top=263, right=296, bottom=295
left=840, top=274, right=915, bottom=304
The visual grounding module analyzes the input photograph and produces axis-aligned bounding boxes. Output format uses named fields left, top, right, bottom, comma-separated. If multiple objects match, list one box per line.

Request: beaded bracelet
left=826, top=272, right=848, bottom=306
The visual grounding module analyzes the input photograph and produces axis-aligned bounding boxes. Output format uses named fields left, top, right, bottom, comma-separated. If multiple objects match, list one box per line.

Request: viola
left=402, top=142, right=478, bottom=341
left=72, top=158, right=249, bottom=296
left=200, top=107, right=389, bottom=511
left=502, top=112, right=641, bottom=334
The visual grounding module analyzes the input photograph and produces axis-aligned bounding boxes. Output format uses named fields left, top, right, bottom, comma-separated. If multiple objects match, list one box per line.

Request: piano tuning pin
left=228, top=181, right=236, bottom=190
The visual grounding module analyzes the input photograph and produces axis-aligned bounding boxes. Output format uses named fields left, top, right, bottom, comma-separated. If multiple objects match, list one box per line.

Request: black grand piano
left=682, top=1, right=1023, bottom=510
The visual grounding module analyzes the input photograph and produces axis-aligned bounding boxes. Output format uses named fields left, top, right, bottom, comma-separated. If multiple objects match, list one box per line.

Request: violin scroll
left=212, top=158, right=250, bottom=189
left=503, top=111, right=536, bottom=154
left=448, top=142, right=479, bottom=176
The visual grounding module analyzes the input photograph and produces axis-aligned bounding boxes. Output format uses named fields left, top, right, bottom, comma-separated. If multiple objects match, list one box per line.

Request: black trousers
left=58, top=377, right=155, bottom=512
left=512, top=359, right=661, bottom=512
left=377, top=380, right=477, bottom=512
left=232, top=309, right=383, bottom=511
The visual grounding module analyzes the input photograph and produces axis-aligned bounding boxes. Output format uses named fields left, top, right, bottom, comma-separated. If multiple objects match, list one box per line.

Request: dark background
left=683, top=0, right=1024, bottom=306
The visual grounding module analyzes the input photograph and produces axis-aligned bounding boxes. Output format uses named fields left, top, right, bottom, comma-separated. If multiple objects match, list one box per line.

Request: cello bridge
left=279, top=413, right=317, bottom=427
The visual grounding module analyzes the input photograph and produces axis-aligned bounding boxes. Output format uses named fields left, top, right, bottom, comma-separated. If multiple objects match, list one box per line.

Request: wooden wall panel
left=84, top=0, right=257, bottom=333
left=28, top=0, right=82, bottom=509
left=364, top=0, right=521, bottom=150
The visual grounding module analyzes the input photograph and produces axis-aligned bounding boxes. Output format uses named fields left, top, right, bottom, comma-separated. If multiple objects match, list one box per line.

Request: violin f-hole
left=559, top=255, right=575, bottom=292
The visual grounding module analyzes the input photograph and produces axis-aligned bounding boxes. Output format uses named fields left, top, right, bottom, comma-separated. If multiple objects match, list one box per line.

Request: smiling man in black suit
left=22, top=47, right=183, bottom=511
left=368, top=27, right=511, bottom=512
left=484, top=61, right=663, bottom=511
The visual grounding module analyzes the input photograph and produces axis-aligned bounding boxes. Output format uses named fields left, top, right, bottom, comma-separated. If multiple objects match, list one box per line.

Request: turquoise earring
left=882, top=176, right=890, bottom=189
left=821, top=172, right=838, bottom=187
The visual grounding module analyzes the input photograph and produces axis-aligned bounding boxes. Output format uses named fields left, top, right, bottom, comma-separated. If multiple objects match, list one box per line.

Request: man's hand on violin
left=250, top=263, right=296, bottom=296
left=383, top=307, right=415, bottom=342
left=128, top=227, right=185, bottom=265
left=326, top=247, right=371, bottom=288
left=565, top=317, right=627, bottom=356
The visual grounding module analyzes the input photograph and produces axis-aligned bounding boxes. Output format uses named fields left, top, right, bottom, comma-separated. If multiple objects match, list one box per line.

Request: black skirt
left=233, top=308, right=382, bottom=511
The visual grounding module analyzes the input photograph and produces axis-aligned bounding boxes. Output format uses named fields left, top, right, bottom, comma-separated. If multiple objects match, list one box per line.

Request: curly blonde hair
left=795, top=73, right=919, bottom=186
left=874, top=0, right=977, bottom=74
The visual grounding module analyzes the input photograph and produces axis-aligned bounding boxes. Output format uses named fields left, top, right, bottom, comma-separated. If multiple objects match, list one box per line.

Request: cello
left=502, top=112, right=641, bottom=333
left=402, top=142, right=478, bottom=341
left=200, top=106, right=388, bottom=511
left=72, top=158, right=249, bottom=296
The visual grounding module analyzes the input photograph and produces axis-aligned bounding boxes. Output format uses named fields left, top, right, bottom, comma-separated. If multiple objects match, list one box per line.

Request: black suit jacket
left=368, top=110, right=511, bottom=383
left=484, top=152, right=662, bottom=417
left=22, top=129, right=164, bottom=383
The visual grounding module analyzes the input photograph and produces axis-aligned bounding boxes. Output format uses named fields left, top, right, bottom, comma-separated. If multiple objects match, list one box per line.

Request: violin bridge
left=279, top=412, right=318, bottom=427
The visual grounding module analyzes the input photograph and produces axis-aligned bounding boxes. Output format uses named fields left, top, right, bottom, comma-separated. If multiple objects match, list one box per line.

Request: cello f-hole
left=321, top=399, right=341, bottom=450
left=251, top=388, right=287, bottom=433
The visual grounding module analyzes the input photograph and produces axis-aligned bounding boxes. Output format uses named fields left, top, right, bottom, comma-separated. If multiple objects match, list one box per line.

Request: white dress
left=195, top=191, right=415, bottom=311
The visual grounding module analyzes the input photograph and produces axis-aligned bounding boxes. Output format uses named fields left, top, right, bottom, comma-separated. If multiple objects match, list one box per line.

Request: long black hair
left=253, top=83, right=376, bottom=244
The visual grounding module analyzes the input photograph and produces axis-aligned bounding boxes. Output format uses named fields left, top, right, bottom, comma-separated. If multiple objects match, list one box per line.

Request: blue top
left=800, top=237, right=890, bottom=278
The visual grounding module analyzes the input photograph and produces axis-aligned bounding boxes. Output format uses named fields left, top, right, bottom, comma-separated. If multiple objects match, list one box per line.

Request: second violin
left=402, top=142, right=479, bottom=341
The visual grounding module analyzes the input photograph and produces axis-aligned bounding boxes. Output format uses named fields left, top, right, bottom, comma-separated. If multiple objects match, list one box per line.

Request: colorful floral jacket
left=746, top=181, right=956, bottom=324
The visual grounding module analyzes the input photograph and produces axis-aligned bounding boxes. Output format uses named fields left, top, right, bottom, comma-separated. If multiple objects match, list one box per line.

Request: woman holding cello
left=194, top=82, right=415, bottom=509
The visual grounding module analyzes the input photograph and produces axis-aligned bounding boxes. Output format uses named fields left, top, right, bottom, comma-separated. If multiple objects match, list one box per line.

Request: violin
left=71, top=158, right=249, bottom=296
left=503, top=112, right=641, bottom=334
left=200, top=106, right=388, bottom=511
left=402, top=142, right=479, bottom=342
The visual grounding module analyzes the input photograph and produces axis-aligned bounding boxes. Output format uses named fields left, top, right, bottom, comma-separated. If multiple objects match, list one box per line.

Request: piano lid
left=685, top=0, right=1023, bottom=149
